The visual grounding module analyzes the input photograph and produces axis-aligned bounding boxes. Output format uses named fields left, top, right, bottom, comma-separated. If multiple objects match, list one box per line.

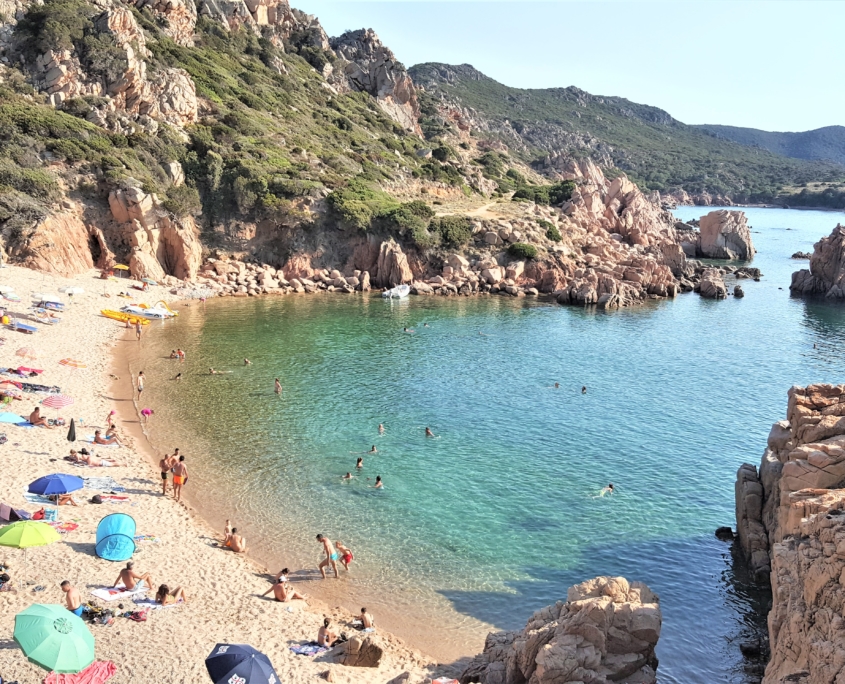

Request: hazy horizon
left=294, top=0, right=844, bottom=134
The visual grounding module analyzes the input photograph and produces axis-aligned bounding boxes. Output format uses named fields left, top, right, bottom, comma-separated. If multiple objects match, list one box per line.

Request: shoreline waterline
left=108, top=313, right=486, bottom=664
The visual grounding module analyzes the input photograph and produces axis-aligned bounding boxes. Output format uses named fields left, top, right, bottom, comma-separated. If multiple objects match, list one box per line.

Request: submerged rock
left=460, top=575, right=661, bottom=684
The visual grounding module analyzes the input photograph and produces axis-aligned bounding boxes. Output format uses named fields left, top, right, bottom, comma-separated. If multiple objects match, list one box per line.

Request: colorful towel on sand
left=43, top=660, right=116, bottom=684
left=131, top=596, right=183, bottom=609
left=90, top=584, right=146, bottom=602
left=134, top=534, right=160, bottom=543
left=290, top=644, right=329, bottom=656
left=48, top=521, right=79, bottom=533
left=23, top=492, right=52, bottom=504
left=82, top=477, right=125, bottom=492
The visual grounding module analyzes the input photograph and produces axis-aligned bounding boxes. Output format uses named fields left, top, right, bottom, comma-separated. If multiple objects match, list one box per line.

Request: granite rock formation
left=460, top=575, right=661, bottom=684
left=698, top=268, right=727, bottom=299
left=330, top=29, right=421, bottom=134
left=735, top=384, right=845, bottom=683
left=698, top=210, right=756, bottom=260
left=790, top=224, right=845, bottom=299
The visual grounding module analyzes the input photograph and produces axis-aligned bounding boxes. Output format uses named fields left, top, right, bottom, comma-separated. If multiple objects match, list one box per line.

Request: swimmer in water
left=373, top=476, right=383, bottom=489
left=369, top=445, right=377, bottom=453
left=425, top=427, right=434, bottom=438
left=424, top=323, right=429, bottom=328
left=552, top=382, right=560, bottom=388
left=403, top=327, right=415, bottom=334
left=581, top=386, right=587, bottom=394
left=598, top=484, right=614, bottom=497
left=356, top=457, right=363, bottom=469
left=378, top=423, right=384, bottom=434
left=244, top=358, right=252, bottom=365
left=342, top=472, right=354, bottom=480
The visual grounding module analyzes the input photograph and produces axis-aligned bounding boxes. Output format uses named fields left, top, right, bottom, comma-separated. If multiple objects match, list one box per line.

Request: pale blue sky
left=293, top=1, right=843, bottom=133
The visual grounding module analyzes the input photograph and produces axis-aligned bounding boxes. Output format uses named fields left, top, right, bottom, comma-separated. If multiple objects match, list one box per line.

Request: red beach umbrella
left=42, top=395, right=74, bottom=411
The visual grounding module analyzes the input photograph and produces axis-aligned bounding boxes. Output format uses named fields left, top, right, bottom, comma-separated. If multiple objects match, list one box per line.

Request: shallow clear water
left=129, top=206, right=845, bottom=681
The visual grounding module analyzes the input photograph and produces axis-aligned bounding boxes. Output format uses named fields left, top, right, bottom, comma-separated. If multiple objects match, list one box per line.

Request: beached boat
left=100, top=310, right=151, bottom=325
left=120, top=305, right=176, bottom=319
left=382, top=284, right=411, bottom=299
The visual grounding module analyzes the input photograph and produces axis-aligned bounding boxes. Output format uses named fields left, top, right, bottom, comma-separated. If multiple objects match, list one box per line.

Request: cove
left=124, top=206, right=845, bottom=682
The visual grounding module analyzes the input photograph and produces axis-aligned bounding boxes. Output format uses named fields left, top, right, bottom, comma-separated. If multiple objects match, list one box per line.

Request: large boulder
left=373, top=239, right=412, bottom=287
left=698, top=210, right=755, bottom=260
left=698, top=268, right=727, bottom=299
left=330, top=634, right=384, bottom=668
left=460, top=576, right=661, bottom=684
left=790, top=224, right=845, bottom=299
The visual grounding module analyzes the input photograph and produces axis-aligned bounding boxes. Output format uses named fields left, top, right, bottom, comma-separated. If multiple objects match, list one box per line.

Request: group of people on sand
left=222, top=519, right=247, bottom=553
left=61, top=562, right=187, bottom=617
left=158, top=448, right=188, bottom=501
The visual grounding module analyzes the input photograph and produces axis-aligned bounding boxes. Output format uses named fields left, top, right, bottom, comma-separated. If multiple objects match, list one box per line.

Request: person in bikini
left=335, top=541, right=353, bottom=571
left=156, top=584, right=188, bottom=605
left=71, top=448, right=122, bottom=467
left=172, top=455, right=188, bottom=502
left=114, top=561, right=153, bottom=591
left=316, top=534, right=339, bottom=579
left=94, top=430, right=120, bottom=446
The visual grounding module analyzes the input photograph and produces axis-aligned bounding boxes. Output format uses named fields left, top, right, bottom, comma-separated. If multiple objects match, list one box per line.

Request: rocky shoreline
left=735, top=384, right=845, bottom=683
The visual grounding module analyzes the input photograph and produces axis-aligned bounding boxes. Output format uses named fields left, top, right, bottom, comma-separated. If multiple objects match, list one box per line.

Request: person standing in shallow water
left=316, top=534, right=339, bottom=579
left=581, top=386, right=587, bottom=394
left=274, top=378, right=282, bottom=395
left=172, top=455, right=188, bottom=502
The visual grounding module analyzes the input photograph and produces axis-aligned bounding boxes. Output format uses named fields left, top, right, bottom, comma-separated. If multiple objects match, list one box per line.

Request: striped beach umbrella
left=16, top=347, right=38, bottom=359
left=42, top=395, right=74, bottom=411
left=59, top=359, right=87, bottom=369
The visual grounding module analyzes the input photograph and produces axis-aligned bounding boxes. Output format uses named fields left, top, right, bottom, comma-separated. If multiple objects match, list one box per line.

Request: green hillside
left=409, top=63, right=845, bottom=203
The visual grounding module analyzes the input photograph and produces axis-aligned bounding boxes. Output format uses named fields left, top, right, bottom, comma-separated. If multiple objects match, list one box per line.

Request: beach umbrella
left=42, top=395, right=74, bottom=414
left=141, top=278, right=157, bottom=286
left=59, top=359, right=87, bottom=369
left=28, top=474, right=83, bottom=497
left=205, top=644, right=279, bottom=684
left=14, top=604, right=95, bottom=673
left=59, top=287, right=84, bottom=295
left=0, top=521, right=61, bottom=587
left=31, top=293, right=61, bottom=303
left=67, top=418, right=76, bottom=443
left=0, top=285, right=16, bottom=294
left=16, top=346, right=38, bottom=359
left=113, top=264, right=129, bottom=270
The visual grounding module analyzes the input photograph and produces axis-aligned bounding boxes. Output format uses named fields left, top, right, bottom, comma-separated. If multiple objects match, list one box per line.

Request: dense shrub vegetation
left=508, top=242, right=538, bottom=259
left=538, top=219, right=561, bottom=241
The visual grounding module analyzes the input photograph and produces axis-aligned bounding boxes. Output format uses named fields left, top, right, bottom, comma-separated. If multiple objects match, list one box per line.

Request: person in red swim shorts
left=335, top=541, right=354, bottom=571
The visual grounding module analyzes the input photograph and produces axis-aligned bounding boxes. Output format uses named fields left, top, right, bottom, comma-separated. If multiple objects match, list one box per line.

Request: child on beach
left=335, top=541, right=353, bottom=571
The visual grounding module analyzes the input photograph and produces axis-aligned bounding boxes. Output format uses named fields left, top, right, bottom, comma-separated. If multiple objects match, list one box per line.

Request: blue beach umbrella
left=205, top=644, right=279, bottom=684
left=28, top=474, right=84, bottom=496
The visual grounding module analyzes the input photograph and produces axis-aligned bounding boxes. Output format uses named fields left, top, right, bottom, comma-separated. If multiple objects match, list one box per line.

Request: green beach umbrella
left=0, top=521, right=60, bottom=549
left=0, top=521, right=60, bottom=586
left=14, top=604, right=95, bottom=673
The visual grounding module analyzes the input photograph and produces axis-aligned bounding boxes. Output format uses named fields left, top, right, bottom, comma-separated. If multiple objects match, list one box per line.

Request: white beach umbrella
left=59, top=287, right=84, bottom=295
left=0, top=285, right=16, bottom=295
left=31, top=293, right=61, bottom=303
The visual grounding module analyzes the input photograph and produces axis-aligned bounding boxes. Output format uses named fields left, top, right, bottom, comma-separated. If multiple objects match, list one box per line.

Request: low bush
left=326, top=176, right=398, bottom=230
left=508, top=242, right=538, bottom=259
left=433, top=215, right=472, bottom=248
left=537, top=219, right=561, bottom=241
left=162, top=184, right=202, bottom=217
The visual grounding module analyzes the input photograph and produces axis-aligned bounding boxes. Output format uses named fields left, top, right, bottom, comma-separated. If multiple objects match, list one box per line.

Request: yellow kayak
left=101, top=309, right=151, bottom=325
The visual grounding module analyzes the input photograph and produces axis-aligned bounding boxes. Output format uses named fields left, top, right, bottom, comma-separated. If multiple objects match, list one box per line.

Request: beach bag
left=32, top=508, right=44, bottom=520
left=43, top=508, right=57, bottom=522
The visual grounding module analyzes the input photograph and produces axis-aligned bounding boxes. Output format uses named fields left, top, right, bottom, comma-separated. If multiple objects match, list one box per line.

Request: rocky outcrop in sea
left=460, top=575, right=662, bottom=684
left=735, top=384, right=845, bottom=682
left=790, top=224, right=845, bottom=299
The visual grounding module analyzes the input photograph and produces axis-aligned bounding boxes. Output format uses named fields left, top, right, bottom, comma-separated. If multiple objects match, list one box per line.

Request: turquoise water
left=129, top=207, right=845, bottom=681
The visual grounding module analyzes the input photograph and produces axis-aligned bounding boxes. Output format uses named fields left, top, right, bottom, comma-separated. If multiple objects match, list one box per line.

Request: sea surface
left=125, top=206, right=845, bottom=682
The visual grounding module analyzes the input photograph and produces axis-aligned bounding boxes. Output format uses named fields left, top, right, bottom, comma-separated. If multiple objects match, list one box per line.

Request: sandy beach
left=0, top=266, right=441, bottom=684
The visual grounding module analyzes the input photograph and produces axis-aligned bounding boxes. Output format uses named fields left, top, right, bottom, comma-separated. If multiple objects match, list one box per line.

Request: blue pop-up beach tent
left=95, top=513, right=136, bottom=561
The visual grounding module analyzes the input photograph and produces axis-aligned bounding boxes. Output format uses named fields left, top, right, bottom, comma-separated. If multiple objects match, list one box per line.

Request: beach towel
left=82, top=477, right=125, bottom=492
left=24, top=492, right=53, bottom=505
left=84, top=436, right=120, bottom=448
left=43, top=660, right=117, bottom=684
left=131, top=596, right=183, bottom=609
left=290, top=644, right=329, bottom=656
left=48, top=521, right=79, bottom=534
left=90, top=584, right=146, bottom=602
left=133, top=534, right=160, bottom=544
left=14, top=421, right=35, bottom=428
